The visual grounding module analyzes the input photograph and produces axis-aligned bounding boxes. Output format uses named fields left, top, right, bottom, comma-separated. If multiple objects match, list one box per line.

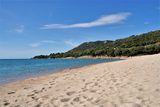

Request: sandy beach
left=0, top=54, right=160, bottom=107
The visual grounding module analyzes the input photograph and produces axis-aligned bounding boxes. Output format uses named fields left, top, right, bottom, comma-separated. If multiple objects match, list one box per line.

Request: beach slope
left=0, top=54, right=160, bottom=107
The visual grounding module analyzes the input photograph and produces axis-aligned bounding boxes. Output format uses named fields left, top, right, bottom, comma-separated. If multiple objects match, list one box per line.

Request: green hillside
left=33, top=30, right=160, bottom=59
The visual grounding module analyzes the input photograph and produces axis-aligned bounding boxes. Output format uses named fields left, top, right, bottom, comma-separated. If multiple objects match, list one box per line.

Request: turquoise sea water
left=0, top=59, right=119, bottom=84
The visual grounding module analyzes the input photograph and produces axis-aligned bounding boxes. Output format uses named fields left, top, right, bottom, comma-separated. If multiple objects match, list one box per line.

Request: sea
left=0, top=59, right=119, bottom=84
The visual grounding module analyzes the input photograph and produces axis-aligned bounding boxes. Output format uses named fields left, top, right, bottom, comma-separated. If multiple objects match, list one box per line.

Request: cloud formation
left=29, top=40, right=56, bottom=47
left=29, top=43, right=41, bottom=47
left=144, top=22, right=149, bottom=25
left=42, top=12, right=131, bottom=29
left=30, top=40, right=79, bottom=48
left=41, top=40, right=56, bottom=44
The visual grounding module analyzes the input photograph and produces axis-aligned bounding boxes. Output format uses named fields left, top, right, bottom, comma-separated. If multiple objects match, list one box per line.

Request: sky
left=0, top=0, right=160, bottom=59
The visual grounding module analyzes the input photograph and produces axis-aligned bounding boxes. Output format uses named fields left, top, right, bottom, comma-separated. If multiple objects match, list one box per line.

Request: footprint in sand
left=155, top=88, right=160, bottom=92
left=90, top=89, right=97, bottom=93
left=94, top=82, right=98, bottom=86
left=40, top=87, right=46, bottom=92
left=82, top=88, right=87, bottom=92
left=35, top=102, right=43, bottom=107
left=82, top=79, right=85, bottom=82
left=3, top=100, right=10, bottom=106
left=97, top=79, right=101, bottom=81
left=73, top=97, right=80, bottom=102
left=15, top=99, right=18, bottom=102
left=27, top=93, right=35, bottom=97
left=86, top=97, right=93, bottom=102
left=8, top=91, right=15, bottom=94
left=24, top=87, right=30, bottom=89
left=32, top=90, right=39, bottom=94
left=49, top=80, right=55, bottom=83
left=66, top=91, right=75, bottom=96
left=83, top=96, right=87, bottom=99
left=138, top=88, right=144, bottom=92
left=60, top=98, right=70, bottom=102
left=112, top=79, right=117, bottom=82
left=67, top=87, right=70, bottom=89
left=50, top=83, right=55, bottom=85
left=93, top=99, right=101, bottom=104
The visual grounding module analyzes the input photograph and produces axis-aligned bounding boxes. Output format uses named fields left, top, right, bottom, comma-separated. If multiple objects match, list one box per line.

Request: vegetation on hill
left=33, top=30, right=160, bottom=59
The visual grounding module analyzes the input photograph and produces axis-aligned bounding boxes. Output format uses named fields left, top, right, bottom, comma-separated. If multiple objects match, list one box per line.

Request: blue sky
left=0, top=0, right=160, bottom=58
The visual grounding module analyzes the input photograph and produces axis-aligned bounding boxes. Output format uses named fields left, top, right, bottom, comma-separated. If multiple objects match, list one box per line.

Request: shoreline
left=0, top=54, right=160, bottom=107
left=0, top=59, right=123, bottom=86
left=0, top=58, right=122, bottom=85
left=52, top=56, right=128, bottom=60
left=33, top=55, right=128, bottom=60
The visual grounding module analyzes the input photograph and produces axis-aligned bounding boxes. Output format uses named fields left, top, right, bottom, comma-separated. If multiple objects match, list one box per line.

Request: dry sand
left=0, top=54, right=160, bottom=107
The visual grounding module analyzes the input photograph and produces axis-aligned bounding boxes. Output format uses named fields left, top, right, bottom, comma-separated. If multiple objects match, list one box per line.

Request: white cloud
left=144, top=22, right=149, bottom=25
left=30, top=40, right=79, bottom=48
left=15, top=25, right=24, bottom=33
left=64, top=40, right=79, bottom=47
left=29, top=43, right=41, bottom=47
left=41, top=12, right=131, bottom=29
left=29, top=40, right=56, bottom=47
left=41, top=40, right=56, bottom=43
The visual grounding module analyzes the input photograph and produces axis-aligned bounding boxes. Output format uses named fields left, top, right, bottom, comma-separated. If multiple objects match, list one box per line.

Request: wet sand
left=0, top=54, right=160, bottom=107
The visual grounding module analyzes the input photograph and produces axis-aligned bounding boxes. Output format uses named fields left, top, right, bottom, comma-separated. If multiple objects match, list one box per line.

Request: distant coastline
left=33, top=30, right=160, bottom=59
left=62, top=55, right=128, bottom=60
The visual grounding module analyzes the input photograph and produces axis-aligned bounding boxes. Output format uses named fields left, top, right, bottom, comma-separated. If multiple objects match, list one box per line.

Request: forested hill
left=33, top=30, right=160, bottom=59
